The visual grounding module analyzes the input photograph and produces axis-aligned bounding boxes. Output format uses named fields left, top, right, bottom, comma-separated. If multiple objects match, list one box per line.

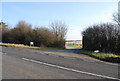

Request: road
left=65, top=46, right=80, bottom=50
left=2, top=46, right=119, bottom=80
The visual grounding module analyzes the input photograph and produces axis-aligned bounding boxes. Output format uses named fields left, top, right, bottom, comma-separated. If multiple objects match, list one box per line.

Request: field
left=65, top=40, right=82, bottom=48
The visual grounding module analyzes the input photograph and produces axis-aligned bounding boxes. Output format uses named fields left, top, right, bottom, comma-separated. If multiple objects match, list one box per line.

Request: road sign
left=30, top=42, right=34, bottom=46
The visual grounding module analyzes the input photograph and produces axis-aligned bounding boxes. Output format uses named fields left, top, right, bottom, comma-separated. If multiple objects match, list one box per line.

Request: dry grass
left=0, top=43, right=63, bottom=49
left=0, top=43, right=41, bottom=49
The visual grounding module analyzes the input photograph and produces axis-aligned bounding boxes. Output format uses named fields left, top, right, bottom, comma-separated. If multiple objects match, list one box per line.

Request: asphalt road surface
left=2, top=46, right=119, bottom=80
left=65, top=46, right=80, bottom=50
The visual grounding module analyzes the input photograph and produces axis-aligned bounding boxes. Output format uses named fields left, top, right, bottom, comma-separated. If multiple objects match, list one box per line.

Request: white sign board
left=30, top=42, right=34, bottom=46
left=30, top=42, right=34, bottom=45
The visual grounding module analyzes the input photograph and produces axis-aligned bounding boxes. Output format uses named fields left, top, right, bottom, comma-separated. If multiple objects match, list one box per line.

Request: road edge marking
left=22, top=57, right=119, bottom=80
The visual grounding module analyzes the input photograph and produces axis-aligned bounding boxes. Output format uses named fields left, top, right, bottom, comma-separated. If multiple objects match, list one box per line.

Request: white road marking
left=104, top=62, right=118, bottom=66
left=22, top=57, right=119, bottom=80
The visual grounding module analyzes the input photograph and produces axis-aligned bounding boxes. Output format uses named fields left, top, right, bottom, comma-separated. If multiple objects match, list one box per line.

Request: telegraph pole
left=0, top=20, right=2, bottom=31
left=0, top=20, right=2, bottom=43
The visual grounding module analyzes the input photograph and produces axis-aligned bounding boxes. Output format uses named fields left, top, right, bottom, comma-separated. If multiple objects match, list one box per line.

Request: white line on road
left=104, top=62, right=119, bottom=66
left=22, top=57, right=119, bottom=80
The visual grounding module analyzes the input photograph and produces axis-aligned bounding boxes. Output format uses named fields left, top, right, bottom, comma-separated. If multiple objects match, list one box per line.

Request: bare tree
left=113, top=12, right=120, bottom=54
left=49, top=20, right=68, bottom=39
left=113, top=12, right=120, bottom=26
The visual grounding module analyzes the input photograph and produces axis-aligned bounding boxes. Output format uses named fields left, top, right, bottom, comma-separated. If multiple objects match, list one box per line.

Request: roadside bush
left=82, top=23, right=120, bottom=55
left=2, top=20, right=67, bottom=48
left=32, top=27, right=56, bottom=47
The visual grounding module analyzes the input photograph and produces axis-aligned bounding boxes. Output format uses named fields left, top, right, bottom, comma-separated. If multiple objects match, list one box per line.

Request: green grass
left=78, top=49, right=120, bottom=59
left=0, top=43, right=63, bottom=50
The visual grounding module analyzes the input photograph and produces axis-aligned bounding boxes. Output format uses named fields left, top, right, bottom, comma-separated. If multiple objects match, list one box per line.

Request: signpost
left=30, top=42, right=34, bottom=46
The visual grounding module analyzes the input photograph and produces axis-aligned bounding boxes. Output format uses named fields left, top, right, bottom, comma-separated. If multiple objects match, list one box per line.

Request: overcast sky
left=2, top=2, right=118, bottom=40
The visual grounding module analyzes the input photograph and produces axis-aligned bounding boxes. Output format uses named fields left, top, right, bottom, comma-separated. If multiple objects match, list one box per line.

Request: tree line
left=1, top=20, right=68, bottom=48
left=82, top=13, right=120, bottom=54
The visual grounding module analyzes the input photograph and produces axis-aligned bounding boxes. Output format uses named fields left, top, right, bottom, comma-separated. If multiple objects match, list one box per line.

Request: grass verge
left=78, top=49, right=120, bottom=63
left=0, top=43, right=63, bottom=50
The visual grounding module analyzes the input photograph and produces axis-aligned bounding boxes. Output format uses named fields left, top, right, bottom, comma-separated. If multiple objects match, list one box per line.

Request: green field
left=66, top=44, right=82, bottom=48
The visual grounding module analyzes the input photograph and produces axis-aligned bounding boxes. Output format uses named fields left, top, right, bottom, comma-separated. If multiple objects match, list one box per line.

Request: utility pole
left=0, top=20, right=2, bottom=30
left=0, top=20, right=2, bottom=43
